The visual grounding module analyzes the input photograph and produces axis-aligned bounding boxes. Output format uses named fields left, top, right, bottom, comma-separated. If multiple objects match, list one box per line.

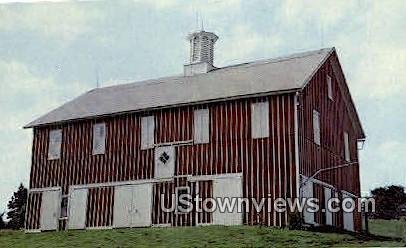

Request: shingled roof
left=25, top=47, right=334, bottom=128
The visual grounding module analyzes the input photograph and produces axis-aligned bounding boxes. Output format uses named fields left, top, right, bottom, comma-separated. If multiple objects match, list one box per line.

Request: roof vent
left=184, top=30, right=218, bottom=76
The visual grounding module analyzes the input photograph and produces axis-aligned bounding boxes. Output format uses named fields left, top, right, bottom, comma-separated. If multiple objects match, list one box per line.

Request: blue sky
left=0, top=0, right=405, bottom=213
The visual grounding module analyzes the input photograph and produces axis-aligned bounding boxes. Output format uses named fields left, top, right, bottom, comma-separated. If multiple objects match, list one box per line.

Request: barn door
left=113, top=183, right=153, bottom=228
left=324, top=187, right=333, bottom=226
left=131, top=183, right=153, bottom=227
left=302, top=180, right=315, bottom=224
left=113, top=185, right=133, bottom=228
left=212, top=177, right=242, bottom=225
left=40, top=189, right=61, bottom=231
left=342, top=192, right=354, bottom=231
left=68, top=188, right=88, bottom=229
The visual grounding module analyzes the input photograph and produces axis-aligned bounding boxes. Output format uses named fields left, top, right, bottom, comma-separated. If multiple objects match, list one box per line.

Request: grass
left=369, top=218, right=406, bottom=240
left=0, top=221, right=404, bottom=248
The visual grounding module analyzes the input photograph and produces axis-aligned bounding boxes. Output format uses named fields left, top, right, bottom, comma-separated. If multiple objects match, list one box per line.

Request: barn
left=24, top=30, right=365, bottom=232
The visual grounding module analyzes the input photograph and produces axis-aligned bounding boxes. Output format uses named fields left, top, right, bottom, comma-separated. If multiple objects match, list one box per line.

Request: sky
left=0, top=0, right=405, bottom=213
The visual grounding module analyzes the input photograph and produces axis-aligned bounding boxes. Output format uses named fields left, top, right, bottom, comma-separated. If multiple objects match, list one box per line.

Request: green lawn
left=0, top=221, right=404, bottom=248
left=369, top=218, right=406, bottom=240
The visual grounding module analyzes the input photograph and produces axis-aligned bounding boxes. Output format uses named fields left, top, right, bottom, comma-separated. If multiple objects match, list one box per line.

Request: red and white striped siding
left=152, top=178, right=198, bottom=227
left=86, top=187, right=114, bottom=228
left=299, top=54, right=362, bottom=231
left=25, top=192, right=42, bottom=230
left=27, top=94, right=297, bottom=228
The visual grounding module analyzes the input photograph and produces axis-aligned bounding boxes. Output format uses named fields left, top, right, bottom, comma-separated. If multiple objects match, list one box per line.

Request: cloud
left=361, top=140, right=406, bottom=192
left=344, top=1, right=406, bottom=100
left=351, top=49, right=406, bottom=99
left=0, top=60, right=89, bottom=126
left=0, top=61, right=57, bottom=127
left=216, top=24, right=281, bottom=65
left=0, top=2, right=103, bottom=42
left=0, top=60, right=54, bottom=212
left=278, top=0, right=360, bottom=27
left=272, top=1, right=406, bottom=101
left=0, top=0, right=65, bottom=3
left=134, top=0, right=241, bottom=12
left=0, top=59, right=90, bottom=212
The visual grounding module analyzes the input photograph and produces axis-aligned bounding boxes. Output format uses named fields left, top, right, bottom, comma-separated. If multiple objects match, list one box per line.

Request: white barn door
left=113, top=183, right=153, bottom=228
left=342, top=192, right=355, bottom=231
left=40, top=189, right=61, bottom=231
left=212, top=177, right=243, bottom=226
left=68, top=188, right=88, bottom=229
left=324, top=187, right=333, bottom=226
left=132, top=184, right=153, bottom=227
left=113, top=185, right=133, bottom=228
left=302, top=180, right=315, bottom=225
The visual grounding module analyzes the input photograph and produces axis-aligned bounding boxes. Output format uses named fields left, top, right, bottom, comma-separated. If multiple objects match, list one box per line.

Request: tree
left=371, top=185, right=406, bottom=219
left=7, top=183, right=27, bottom=229
left=0, top=212, right=6, bottom=229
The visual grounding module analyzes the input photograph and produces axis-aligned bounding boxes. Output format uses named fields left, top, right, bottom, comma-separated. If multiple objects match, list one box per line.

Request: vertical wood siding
left=152, top=178, right=197, bottom=227
left=25, top=192, right=42, bottom=230
left=196, top=180, right=213, bottom=225
left=27, top=94, right=297, bottom=228
left=86, top=187, right=114, bottom=228
left=299, top=54, right=362, bottom=231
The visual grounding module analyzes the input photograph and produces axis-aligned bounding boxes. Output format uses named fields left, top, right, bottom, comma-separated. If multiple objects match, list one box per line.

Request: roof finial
left=201, top=18, right=204, bottom=31
left=95, top=65, right=100, bottom=88
left=195, top=11, right=199, bottom=31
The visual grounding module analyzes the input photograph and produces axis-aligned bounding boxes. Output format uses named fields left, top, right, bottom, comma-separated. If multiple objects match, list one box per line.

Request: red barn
left=24, top=30, right=365, bottom=232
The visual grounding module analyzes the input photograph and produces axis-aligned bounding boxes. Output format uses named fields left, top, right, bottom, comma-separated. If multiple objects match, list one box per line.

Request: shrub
left=288, top=210, right=303, bottom=230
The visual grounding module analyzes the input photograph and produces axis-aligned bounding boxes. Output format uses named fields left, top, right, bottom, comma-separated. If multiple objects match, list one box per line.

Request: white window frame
left=251, top=101, right=269, bottom=139
left=327, top=74, right=333, bottom=100
left=92, top=122, right=106, bottom=155
left=313, top=110, right=321, bottom=146
left=175, top=186, right=191, bottom=215
left=48, top=129, right=62, bottom=160
left=344, top=131, right=350, bottom=162
left=141, top=116, right=155, bottom=150
left=194, top=109, right=210, bottom=144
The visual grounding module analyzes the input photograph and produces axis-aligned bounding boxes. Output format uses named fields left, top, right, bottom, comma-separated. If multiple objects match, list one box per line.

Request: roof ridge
left=217, top=47, right=333, bottom=70
left=25, top=47, right=334, bottom=128
left=94, top=47, right=333, bottom=92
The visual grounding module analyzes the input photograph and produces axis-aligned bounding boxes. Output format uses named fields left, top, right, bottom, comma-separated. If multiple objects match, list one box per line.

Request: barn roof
left=25, top=47, right=334, bottom=128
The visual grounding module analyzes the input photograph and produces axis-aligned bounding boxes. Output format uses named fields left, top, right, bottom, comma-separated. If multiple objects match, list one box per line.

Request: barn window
left=92, top=123, right=106, bottom=155
left=251, top=101, right=269, bottom=139
left=175, top=186, right=191, bottom=214
left=194, top=109, right=210, bottom=144
left=60, top=195, right=68, bottom=219
left=327, top=74, right=333, bottom=100
left=344, top=131, right=350, bottom=161
left=154, top=146, right=176, bottom=178
left=48, top=129, right=62, bottom=160
left=141, top=116, right=155, bottom=150
left=313, top=110, right=321, bottom=145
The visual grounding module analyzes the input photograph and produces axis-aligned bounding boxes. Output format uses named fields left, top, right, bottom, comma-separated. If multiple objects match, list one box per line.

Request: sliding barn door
left=68, top=188, right=88, bottom=229
left=132, top=183, right=153, bottom=227
left=324, top=187, right=333, bottom=226
left=113, top=183, right=153, bottom=228
left=40, top=189, right=61, bottom=231
left=302, top=180, right=315, bottom=224
left=113, top=185, right=133, bottom=228
left=342, top=192, right=354, bottom=231
left=212, top=177, right=243, bottom=225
